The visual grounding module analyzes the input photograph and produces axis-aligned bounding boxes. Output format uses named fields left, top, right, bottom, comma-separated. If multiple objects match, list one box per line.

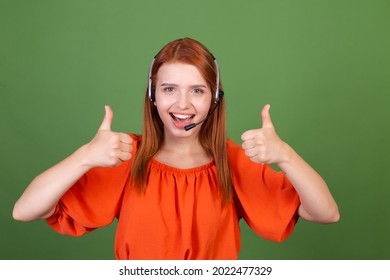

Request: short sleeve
left=46, top=134, right=138, bottom=236
left=228, top=140, right=300, bottom=242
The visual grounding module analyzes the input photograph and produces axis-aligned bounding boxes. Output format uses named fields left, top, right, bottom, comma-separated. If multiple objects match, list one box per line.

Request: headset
left=147, top=56, right=224, bottom=131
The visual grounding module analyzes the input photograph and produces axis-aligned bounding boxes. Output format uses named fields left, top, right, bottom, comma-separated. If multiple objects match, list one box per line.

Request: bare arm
left=13, top=106, right=133, bottom=222
left=241, top=104, right=339, bottom=223
left=277, top=144, right=339, bottom=223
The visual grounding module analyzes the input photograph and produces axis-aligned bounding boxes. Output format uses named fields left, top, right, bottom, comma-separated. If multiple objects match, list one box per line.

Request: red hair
left=130, top=38, right=233, bottom=203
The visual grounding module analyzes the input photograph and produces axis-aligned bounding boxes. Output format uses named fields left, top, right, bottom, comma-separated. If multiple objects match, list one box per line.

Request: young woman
left=13, top=38, right=339, bottom=259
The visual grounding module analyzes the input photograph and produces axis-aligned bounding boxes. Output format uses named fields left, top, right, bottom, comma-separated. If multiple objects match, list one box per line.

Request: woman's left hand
left=241, top=104, right=290, bottom=165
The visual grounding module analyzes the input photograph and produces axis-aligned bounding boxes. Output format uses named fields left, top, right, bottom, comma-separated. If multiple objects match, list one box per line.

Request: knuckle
left=108, top=150, right=118, bottom=159
left=125, top=153, right=132, bottom=161
left=111, top=158, right=121, bottom=166
left=249, top=157, right=258, bottom=163
left=111, top=133, right=120, bottom=142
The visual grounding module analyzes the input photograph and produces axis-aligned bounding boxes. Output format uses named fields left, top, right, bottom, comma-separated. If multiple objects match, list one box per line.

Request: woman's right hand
left=83, top=105, right=133, bottom=168
left=13, top=105, right=133, bottom=222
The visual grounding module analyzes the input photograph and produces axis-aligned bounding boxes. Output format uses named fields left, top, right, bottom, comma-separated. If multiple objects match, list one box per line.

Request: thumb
left=261, top=104, right=273, bottom=128
left=98, top=105, right=113, bottom=131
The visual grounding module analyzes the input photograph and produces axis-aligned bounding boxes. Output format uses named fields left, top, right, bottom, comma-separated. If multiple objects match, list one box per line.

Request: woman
left=13, top=38, right=339, bottom=259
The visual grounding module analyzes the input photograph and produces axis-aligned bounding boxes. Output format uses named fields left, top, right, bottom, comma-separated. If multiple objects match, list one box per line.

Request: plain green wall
left=1, top=0, right=389, bottom=259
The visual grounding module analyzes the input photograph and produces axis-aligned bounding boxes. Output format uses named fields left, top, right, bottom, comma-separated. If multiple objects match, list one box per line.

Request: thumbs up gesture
left=84, top=106, right=133, bottom=168
left=241, top=104, right=289, bottom=165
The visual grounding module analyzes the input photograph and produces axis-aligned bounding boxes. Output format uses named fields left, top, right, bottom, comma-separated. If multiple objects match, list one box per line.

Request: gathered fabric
left=47, top=134, right=300, bottom=259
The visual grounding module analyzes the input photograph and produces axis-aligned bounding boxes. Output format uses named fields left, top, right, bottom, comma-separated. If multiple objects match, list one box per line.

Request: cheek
left=154, top=97, right=172, bottom=121
left=154, top=91, right=176, bottom=106
left=193, top=98, right=212, bottom=114
left=154, top=95, right=171, bottom=110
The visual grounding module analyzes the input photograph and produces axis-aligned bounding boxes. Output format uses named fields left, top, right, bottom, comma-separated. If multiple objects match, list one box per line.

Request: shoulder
left=227, top=139, right=244, bottom=159
left=226, top=138, right=252, bottom=172
left=129, top=133, right=141, bottom=151
left=129, top=133, right=141, bottom=143
left=226, top=139, right=265, bottom=176
left=227, top=139, right=240, bottom=149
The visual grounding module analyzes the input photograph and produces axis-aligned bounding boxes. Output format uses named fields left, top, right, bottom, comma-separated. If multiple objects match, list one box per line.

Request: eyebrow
left=160, top=83, right=208, bottom=88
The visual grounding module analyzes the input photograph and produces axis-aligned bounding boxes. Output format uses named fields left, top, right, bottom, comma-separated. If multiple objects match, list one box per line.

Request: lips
left=169, top=112, right=195, bottom=128
left=170, top=113, right=194, bottom=121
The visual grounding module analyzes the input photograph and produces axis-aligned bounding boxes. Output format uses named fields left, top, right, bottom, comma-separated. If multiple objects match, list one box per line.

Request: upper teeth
left=173, top=114, right=192, bottom=119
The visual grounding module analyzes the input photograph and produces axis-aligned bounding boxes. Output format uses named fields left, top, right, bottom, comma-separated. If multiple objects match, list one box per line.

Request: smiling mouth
left=169, top=113, right=195, bottom=123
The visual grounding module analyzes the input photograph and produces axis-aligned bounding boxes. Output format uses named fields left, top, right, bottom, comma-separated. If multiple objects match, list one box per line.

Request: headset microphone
left=184, top=114, right=209, bottom=131
left=183, top=123, right=197, bottom=131
left=184, top=92, right=223, bottom=131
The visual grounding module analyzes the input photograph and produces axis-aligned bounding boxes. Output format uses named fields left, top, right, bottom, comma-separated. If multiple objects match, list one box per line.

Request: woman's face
left=154, top=62, right=212, bottom=139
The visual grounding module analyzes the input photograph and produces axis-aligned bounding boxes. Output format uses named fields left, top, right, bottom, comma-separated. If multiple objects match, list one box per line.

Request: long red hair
left=130, top=38, right=232, bottom=203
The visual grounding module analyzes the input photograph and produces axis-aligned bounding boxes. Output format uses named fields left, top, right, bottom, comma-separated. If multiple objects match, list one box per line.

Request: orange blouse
left=47, top=134, right=300, bottom=259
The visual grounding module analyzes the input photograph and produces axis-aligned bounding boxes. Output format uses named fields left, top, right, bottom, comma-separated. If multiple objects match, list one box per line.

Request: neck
left=155, top=135, right=212, bottom=169
left=160, top=135, right=204, bottom=155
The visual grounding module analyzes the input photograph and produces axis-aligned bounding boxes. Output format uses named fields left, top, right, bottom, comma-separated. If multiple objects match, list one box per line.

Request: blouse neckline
left=150, top=157, right=215, bottom=174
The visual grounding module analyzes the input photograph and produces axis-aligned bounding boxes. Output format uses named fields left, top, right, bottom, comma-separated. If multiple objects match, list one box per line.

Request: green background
left=1, top=0, right=389, bottom=259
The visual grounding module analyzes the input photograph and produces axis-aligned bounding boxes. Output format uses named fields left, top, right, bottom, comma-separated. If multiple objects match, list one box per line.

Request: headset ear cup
left=214, top=90, right=224, bottom=103
left=151, top=88, right=155, bottom=102
left=148, top=85, right=156, bottom=102
left=148, top=87, right=154, bottom=102
left=218, top=90, right=224, bottom=101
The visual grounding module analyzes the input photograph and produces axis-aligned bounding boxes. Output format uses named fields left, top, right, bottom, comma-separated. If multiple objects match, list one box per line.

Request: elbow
left=12, top=201, right=35, bottom=222
left=320, top=207, right=340, bottom=224
left=13, top=201, right=55, bottom=222
left=300, top=204, right=340, bottom=224
left=12, top=204, right=26, bottom=222
left=330, top=209, right=340, bottom=223
left=12, top=205, right=25, bottom=222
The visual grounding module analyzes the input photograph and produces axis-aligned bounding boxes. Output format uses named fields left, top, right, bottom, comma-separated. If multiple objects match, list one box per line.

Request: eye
left=163, top=87, right=175, bottom=93
left=192, top=88, right=205, bottom=94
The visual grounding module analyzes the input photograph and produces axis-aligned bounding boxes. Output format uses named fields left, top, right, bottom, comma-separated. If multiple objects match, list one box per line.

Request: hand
left=84, top=105, right=133, bottom=168
left=241, top=104, right=290, bottom=165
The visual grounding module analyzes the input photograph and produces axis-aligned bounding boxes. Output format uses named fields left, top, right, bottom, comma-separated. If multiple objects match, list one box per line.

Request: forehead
left=156, top=62, right=207, bottom=85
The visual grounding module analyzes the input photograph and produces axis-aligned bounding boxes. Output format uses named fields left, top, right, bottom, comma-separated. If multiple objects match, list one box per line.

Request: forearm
left=277, top=144, right=340, bottom=223
left=13, top=145, right=92, bottom=222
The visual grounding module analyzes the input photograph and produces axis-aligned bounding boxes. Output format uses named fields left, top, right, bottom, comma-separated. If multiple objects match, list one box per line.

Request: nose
left=177, top=91, right=191, bottom=109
